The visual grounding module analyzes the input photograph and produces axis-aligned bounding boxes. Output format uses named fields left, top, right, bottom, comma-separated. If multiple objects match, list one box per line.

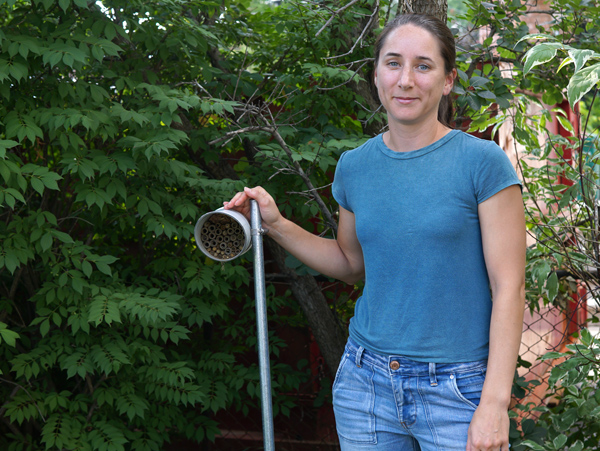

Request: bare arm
left=467, top=185, right=526, bottom=451
left=224, top=186, right=365, bottom=284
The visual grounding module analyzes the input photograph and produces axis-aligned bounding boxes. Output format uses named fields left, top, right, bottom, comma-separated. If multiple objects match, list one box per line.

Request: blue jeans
left=332, top=338, right=487, bottom=450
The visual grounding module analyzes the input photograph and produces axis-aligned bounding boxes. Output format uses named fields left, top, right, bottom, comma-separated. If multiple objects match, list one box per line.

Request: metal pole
left=250, top=200, right=275, bottom=451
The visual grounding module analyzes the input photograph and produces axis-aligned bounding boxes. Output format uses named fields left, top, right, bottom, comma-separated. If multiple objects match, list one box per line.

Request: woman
left=224, top=13, right=525, bottom=451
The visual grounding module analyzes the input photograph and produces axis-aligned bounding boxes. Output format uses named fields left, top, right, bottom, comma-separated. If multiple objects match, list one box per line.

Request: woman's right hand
left=223, top=186, right=283, bottom=231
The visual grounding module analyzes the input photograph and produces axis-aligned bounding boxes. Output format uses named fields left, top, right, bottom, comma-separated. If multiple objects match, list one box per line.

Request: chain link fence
left=517, top=287, right=589, bottom=414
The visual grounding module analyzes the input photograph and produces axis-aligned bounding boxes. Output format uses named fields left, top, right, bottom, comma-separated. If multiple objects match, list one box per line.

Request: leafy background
left=2, top=0, right=600, bottom=449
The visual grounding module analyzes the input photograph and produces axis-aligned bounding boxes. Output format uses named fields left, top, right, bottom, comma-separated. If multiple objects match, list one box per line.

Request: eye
left=387, top=61, right=399, bottom=67
left=417, top=64, right=430, bottom=70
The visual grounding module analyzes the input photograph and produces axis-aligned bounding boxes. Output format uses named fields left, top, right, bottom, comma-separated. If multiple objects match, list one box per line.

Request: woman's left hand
left=466, top=400, right=509, bottom=451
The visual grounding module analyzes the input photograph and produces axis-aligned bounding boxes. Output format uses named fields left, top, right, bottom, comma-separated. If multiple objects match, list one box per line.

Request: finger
left=232, top=191, right=249, bottom=207
left=465, top=432, right=473, bottom=451
left=244, top=186, right=272, bottom=207
left=223, top=191, right=247, bottom=209
left=243, top=186, right=262, bottom=199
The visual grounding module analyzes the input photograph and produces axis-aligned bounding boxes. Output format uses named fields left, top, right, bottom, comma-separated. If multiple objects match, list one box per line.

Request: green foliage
left=452, top=0, right=600, bottom=310
left=0, top=0, right=342, bottom=448
left=452, top=0, right=600, bottom=128
left=0, top=321, right=19, bottom=348
left=5, top=0, right=600, bottom=448
left=453, top=1, right=600, bottom=448
left=517, top=330, right=600, bottom=451
left=522, top=37, right=600, bottom=107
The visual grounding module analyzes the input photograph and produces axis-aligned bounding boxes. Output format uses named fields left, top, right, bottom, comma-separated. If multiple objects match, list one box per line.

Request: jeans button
left=390, top=361, right=400, bottom=370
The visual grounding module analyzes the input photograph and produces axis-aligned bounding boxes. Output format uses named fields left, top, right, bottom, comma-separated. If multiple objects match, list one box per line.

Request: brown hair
left=374, top=14, right=456, bottom=127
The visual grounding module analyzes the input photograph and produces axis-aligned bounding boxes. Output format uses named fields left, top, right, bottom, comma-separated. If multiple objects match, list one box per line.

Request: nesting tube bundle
left=194, top=208, right=252, bottom=262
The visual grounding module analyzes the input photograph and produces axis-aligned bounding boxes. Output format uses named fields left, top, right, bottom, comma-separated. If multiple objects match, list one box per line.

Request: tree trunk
left=399, top=0, right=447, bottom=21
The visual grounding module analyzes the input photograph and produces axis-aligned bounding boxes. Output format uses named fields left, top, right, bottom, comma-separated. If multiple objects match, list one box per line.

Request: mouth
left=394, top=96, right=417, bottom=104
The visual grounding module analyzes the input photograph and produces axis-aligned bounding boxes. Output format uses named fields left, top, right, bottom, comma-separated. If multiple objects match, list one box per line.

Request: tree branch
left=325, top=0, right=380, bottom=61
left=315, top=0, right=363, bottom=37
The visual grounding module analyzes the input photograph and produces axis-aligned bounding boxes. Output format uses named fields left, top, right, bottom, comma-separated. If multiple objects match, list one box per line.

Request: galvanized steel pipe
left=250, top=200, right=275, bottom=451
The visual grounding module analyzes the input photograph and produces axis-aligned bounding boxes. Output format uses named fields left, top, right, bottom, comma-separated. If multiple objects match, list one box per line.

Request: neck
left=384, top=117, right=451, bottom=153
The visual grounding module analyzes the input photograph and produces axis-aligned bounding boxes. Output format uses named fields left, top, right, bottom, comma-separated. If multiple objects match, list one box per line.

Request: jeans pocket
left=332, top=352, right=349, bottom=393
left=332, top=355, right=377, bottom=444
left=449, top=369, right=486, bottom=410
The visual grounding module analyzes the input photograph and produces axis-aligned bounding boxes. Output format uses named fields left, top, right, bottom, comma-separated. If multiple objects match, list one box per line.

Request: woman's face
left=374, top=24, right=455, bottom=128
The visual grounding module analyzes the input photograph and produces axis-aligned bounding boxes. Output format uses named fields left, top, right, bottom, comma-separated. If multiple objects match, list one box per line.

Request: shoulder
left=451, top=130, right=502, bottom=151
left=448, top=131, right=512, bottom=165
left=455, top=132, right=521, bottom=200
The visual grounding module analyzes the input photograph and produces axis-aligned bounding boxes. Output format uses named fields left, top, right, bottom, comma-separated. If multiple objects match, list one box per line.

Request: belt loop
left=429, top=362, right=438, bottom=387
left=355, top=346, right=365, bottom=368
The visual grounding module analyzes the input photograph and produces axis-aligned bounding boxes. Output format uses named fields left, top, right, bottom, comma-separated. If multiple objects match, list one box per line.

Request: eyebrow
left=383, top=52, right=435, bottom=63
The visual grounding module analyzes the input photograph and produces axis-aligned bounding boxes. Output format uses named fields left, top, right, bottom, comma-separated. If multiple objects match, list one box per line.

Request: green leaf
left=523, top=42, right=563, bottom=74
left=555, top=114, right=574, bottom=135
left=7, top=61, right=28, bottom=82
left=88, top=296, right=122, bottom=326
left=570, top=441, right=584, bottom=451
left=91, top=44, right=105, bottom=62
left=4, top=251, right=19, bottom=274
left=568, top=48, right=598, bottom=73
left=82, top=260, right=93, bottom=278
left=40, top=233, right=53, bottom=251
left=138, top=198, right=149, bottom=216
left=50, top=230, right=74, bottom=244
left=553, top=434, right=567, bottom=449
left=0, top=139, right=18, bottom=155
left=119, top=292, right=180, bottom=324
left=556, top=407, right=579, bottom=431
left=41, top=172, right=62, bottom=190
left=71, top=275, right=86, bottom=294
left=58, top=0, right=70, bottom=12
left=470, top=76, right=490, bottom=87
left=567, top=62, right=600, bottom=107
left=517, top=33, right=558, bottom=45
left=40, top=318, right=50, bottom=337
left=88, top=422, right=127, bottom=451
left=61, top=351, right=93, bottom=378
left=477, top=90, right=496, bottom=100
left=546, top=271, right=558, bottom=302
left=95, top=261, right=112, bottom=276
left=105, top=23, right=117, bottom=41
left=0, top=321, right=19, bottom=347
left=521, top=440, right=546, bottom=451
left=115, top=394, right=148, bottom=421
left=466, top=93, right=482, bottom=111
left=31, top=177, right=45, bottom=195
left=541, top=351, right=566, bottom=361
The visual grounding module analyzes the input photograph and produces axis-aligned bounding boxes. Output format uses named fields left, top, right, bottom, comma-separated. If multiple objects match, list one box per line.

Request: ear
left=373, top=69, right=378, bottom=87
left=443, top=68, right=457, bottom=96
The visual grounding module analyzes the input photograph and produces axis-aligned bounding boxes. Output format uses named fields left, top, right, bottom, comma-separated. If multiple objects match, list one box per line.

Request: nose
left=398, top=67, right=414, bottom=89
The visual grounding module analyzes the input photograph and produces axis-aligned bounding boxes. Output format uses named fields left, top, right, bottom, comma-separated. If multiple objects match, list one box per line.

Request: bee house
left=194, top=208, right=252, bottom=262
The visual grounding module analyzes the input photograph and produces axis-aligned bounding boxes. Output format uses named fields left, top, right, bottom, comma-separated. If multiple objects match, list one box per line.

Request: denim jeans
left=332, top=338, right=487, bottom=450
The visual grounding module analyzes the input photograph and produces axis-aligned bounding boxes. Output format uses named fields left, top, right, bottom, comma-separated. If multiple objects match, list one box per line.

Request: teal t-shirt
left=332, top=130, right=521, bottom=363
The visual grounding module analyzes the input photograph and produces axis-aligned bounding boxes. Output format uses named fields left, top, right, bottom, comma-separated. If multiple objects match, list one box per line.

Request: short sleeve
left=332, top=151, right=352, bottom=212
left=473, top=142, right=522, bottom=204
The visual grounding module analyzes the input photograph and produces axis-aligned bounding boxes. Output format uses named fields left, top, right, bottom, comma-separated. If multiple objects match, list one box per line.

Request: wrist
left=479, top=389, right=511, bottom=410
left=264, top=215, right=288, bottom=241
